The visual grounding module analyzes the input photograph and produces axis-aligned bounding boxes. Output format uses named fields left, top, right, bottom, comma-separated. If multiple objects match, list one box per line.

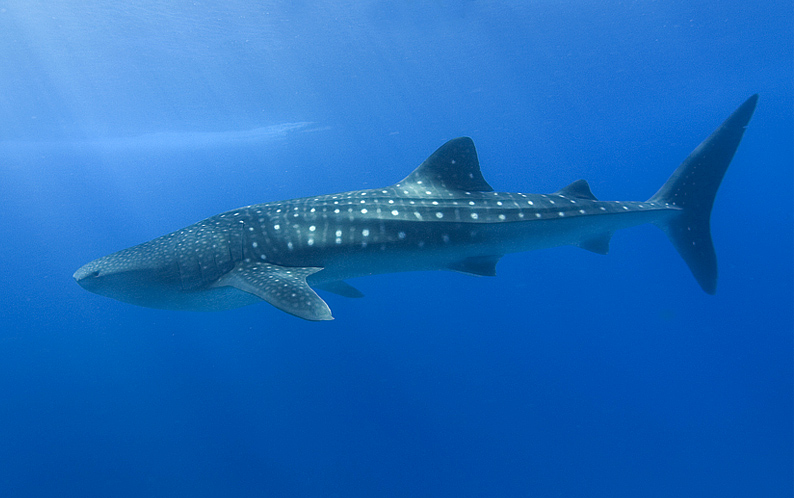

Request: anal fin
left=448, top=255, right=502, bottom=276
left=576, top=233, right=612, bottom=255
left=214, top=263, right=333, bottom=321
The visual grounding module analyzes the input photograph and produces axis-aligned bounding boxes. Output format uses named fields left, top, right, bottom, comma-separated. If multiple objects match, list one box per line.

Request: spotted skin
left=74, top=95, right=757, bottom=320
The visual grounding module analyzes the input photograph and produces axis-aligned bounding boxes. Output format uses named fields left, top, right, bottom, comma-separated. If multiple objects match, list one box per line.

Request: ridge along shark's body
left=74, top=95, right=758, bottom=321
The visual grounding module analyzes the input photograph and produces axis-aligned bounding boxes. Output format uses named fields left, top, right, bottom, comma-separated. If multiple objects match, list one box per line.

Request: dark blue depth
left=0, top=2, right=791, bottom=497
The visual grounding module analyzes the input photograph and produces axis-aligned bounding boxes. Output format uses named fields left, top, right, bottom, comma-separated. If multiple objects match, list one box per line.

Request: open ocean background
left=0, top=2, right=791, bottom=496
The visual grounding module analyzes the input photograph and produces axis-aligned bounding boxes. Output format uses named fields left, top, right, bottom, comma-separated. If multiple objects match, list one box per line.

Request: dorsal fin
left=555, top=179, right=598, bottom=200
left=398, top=137, right=494, bottom=192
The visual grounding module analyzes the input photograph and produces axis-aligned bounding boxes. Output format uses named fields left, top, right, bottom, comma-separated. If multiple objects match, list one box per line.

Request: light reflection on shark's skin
left=75, top=95, right=757, bottom=321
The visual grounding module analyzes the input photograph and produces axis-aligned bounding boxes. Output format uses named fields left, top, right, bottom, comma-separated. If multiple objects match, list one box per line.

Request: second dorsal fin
left=555, top=179, right=598, bottom=200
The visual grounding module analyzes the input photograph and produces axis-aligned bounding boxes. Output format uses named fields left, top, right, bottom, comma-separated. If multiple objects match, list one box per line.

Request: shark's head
left=74, top=236, right=262, bottom=312
left=73, top=244, right=184, bottom=309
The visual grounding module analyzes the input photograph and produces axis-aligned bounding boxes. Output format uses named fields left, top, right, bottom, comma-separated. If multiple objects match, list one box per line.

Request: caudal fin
left=650, top=94, right=758, bottom=294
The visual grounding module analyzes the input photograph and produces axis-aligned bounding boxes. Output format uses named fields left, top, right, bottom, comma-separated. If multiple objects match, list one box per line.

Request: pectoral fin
left=214, top=263, right=333, bottom=321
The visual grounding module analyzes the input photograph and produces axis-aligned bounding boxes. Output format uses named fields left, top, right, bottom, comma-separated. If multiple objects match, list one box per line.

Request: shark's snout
left=73, top=262, right=103, bottom=291
left=73, top=266, right=98, bottom=282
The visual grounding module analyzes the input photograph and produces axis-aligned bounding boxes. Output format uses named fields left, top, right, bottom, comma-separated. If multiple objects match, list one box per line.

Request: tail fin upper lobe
left=650, top=94, right=758, bottom=294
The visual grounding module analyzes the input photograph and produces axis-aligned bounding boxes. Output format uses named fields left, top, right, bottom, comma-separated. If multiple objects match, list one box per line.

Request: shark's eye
left=91, top=271, right=100, bottom=278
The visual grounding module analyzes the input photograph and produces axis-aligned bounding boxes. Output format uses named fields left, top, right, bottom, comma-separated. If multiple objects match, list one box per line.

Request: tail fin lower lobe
left=650, top=94, right=758, bottom=294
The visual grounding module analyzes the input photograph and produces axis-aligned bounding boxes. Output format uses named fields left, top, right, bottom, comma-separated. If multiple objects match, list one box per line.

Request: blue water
left=1, top=2, right=791, bottom=496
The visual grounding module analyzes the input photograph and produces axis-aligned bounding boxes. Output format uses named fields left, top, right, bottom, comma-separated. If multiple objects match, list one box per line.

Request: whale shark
left=74, top=95, right=758, bottom=320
